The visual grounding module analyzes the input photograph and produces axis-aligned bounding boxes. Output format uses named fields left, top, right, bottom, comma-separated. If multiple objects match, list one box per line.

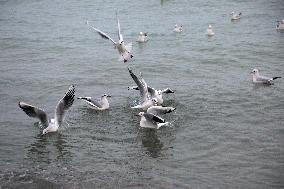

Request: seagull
left=207, top=25, right=215, bottom=36
left=276, top=19, right=284, bottom=31
left=251, top=68, right=281, bottom=85
left=86, top=13, right=133, bottom=63
left=173, top=24, right=183, bottom=33
left=137, top=106, right=176, bottom=129
left=137, top=32, right=148, bottom=43
left=231, top=12, right=242, bottom=21
left=77, top=94, right=111, bottom=110
left=18, top=85, right=75, bottom=135
left=128, top=67, right=157, bottom=110
left=128, top=86, right=174, bottom=105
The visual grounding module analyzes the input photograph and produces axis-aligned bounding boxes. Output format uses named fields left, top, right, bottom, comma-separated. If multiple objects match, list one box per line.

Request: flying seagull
left=86, top=13, right=133, bottom=63
left=18, top=85, right=75, bottom=135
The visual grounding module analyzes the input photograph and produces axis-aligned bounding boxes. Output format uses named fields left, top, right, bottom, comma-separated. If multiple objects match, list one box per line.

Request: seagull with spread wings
left=18, top=85, right=75, bottom=135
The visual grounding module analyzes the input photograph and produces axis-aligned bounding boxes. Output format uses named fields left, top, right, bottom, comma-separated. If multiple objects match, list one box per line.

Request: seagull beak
left=135, top=114, right=140, bottom=117
left=107, top=95, right=111, bottom=97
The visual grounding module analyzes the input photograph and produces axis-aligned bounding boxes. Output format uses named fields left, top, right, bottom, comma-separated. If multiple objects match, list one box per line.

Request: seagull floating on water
left=128, top=67, right=157, bottom=110
left=207, top=25, right=215, bottom=36
left=231, top=12, right=242, bottom=21
left=77, top=94, right=111, bottom=110
left=18, top=85, right=75, bottom=135
left=251, top=68, right=281, bottom=85
left=276, top=20, right=284, bottom=31
left=137, top=32, right=148, bottom=43
left=86, top=13, right=133, bottom=63
left=128, top=86, right=174, bottom=105
left=137, top=106, right=176, bottom=129
left=173, top=24, right=183, bottom=33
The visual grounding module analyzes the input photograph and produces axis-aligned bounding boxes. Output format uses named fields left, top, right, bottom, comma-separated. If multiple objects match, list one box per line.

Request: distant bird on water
left=207, top=25, right=215, bottom=36
left=173, top=24, right=183, bottom=33
left=251, top=68, right=281, bottom=85
left=137, top=32, right=148, bottom=43
left=231, top=12, right=242, bottom=21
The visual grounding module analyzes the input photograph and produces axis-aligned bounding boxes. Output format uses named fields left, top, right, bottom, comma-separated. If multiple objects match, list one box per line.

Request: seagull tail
left=272, top=77, right=281, bottom=80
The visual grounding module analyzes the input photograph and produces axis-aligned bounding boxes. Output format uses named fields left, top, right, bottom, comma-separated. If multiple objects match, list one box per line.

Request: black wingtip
left=273, top=77, right=281, bottom=80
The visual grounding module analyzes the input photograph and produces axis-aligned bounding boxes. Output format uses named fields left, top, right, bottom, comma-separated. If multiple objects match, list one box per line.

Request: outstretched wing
left=162, top=88, right=175, bottom=94
left=116, top=12, right=123, bottom=41
left=147, top=87, right=156, bottom=97
left=147, top=106, right=176, bottom=116
left=128, top=68, right=149, bottom=102
left=18, top=102, right=49, bottom=127
left=55, top=85, right=75, bottom=127
left=144, top=113, right=165, bottom=123
left=77, top=97, right=102, bottom=108
left=87, top=20, right=116, bottom=45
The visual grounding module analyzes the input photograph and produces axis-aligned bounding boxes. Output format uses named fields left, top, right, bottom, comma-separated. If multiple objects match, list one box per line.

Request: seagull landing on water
left=128, top=67, right=157, bottom=110
left=173, top=24, right=183, bottom=33
left=18, top=85, right=75, bottom=135
left=128, top=86, right=174, bottom=105
left=77, top=94, right=111, bottom=110
left=231, top=12, right=242, bottom=21
left=136, top=106, right=176, bottom=129
left=207, top=25, right=215, bottom=36
left=86, top=13, right=133, bottom=63
left=137, top=32, right=148, bottom=43
left=251, top=68, right=281, bottom=85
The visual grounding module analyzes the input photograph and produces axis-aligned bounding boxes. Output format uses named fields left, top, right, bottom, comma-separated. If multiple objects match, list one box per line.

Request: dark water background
left=0, top=0, right=284, bottom=188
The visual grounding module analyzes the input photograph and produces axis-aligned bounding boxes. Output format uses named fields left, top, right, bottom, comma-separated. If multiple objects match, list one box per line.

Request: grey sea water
left=0, top=0, right=284, bottom=188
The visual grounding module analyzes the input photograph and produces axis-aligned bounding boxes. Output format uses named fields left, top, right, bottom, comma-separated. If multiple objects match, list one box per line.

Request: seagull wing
left=144, top=113, right=165, bottom=124
left=78, top=97, right=102, bottom=108
left=147, top=86, right=156, bottom=98
left=18, top=102, right=49, bottom=127
left=147, top=106, right=176, bottom=116
left=162, top=88, right=175, bottom=94
left=87, top=21, right=116, bottom=45
left=128, top=68, right=148, bottom=102
left=54, top=85, right=75, bottom=127
left=116, top=12, right=123, bottom=41
left=256, top=75, right=273, bottom=82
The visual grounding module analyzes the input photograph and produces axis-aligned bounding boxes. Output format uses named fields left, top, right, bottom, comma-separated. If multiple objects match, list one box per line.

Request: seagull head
left=42, top=128, right=49, bottom=135
left=230, top=11, right=235, bottom=15
left=102, top=94, right=111, bottom=98
left=152, top=98, right=158, bottom=105
left=208, top=25, right=212, bottom=29
left=139, top=32, right=143, bottom=35
left=119, top=39, right=124, bottom=45
left=137, top=112, right=145, bottom=117
left=251, top=68, right=259, bottom=76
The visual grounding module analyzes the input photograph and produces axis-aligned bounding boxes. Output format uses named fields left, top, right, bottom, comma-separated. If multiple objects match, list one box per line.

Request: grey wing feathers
left=18, top=102, right=49, bottom=127
left=144, top=113, right=165, bottom=123
left=116, top=12, right=123, bottom=41
left=55, top=85, right=75, bottom=126
left=87, top=22, right=116, bottom=44
left=162, top=88, right=174, bottom=94
left=147, top=87, right=156, bottom=97
left=147, top=106, right=176, bottom=115
left=78, top=97, right=102, bottom=108
left=256, top=76, right=273, bottom=82
left=128, top=68, right=148, bottom=101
